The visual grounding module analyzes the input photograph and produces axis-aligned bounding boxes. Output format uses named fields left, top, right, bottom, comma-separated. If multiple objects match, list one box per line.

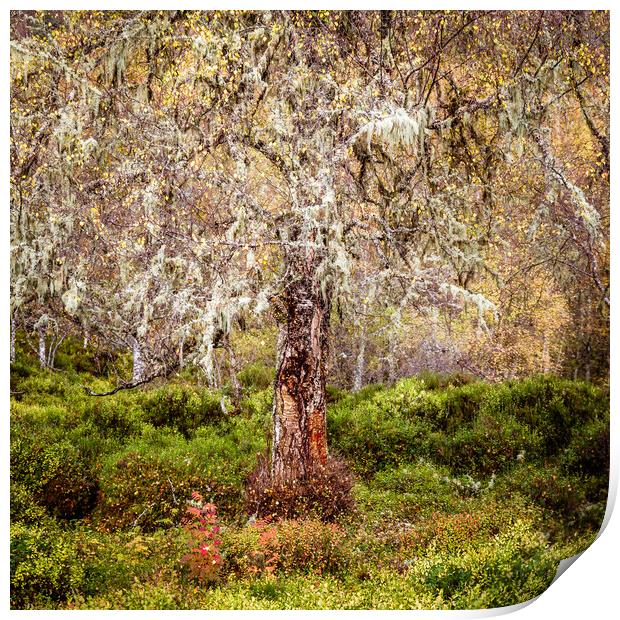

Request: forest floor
left=10, top=351, right=609, bottom=610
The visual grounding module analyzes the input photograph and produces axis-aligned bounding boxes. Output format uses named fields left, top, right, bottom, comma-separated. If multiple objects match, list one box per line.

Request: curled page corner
left=551, top=552, right=584, bottom=586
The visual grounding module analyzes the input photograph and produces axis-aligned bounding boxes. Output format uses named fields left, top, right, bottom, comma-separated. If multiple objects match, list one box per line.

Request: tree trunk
left=178, top=335, right=185, bottom=369
left=353, top=325, right=366, bottom=392
left=541, top=331, right=550, bottom=374
left=131, top=337, right=146, bottom=383
left=38, top=324, right=47, bottom=369
left=386, top=329, right=397, bottom=384
left=271, top=256, right=331, bottom=484
left=10, top=311, right=16, bottom=363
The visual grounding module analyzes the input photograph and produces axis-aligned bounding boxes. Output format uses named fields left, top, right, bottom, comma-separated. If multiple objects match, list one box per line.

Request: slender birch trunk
left=131, top=337, right=146, bottom=383
left=386, top=329, right=397, bottom=384
left=541, top=331, right=550, bottom=374
left=178, top=335, right=185, bottom=369
left=353, top=325, right=367, bottom=392
left=271, top=252, right=331, bottom=484
left=10, top=311, right=16, bottom=363
left=38, top=324, right=47, bottom=369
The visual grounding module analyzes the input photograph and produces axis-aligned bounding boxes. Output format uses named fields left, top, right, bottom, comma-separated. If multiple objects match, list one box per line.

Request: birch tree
left=10, top=10, right=609, bottom=500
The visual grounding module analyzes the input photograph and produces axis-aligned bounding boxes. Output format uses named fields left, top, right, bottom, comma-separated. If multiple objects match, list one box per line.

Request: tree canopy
left=11, top=9, right=609, bottom=385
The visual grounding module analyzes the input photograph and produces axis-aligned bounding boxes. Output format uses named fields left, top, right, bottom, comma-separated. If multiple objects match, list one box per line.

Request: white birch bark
left=131, top=337, right=146, bottom=383
left=10, top=311, right=16, bottom=363
left=353, top=325, right=367, bottom=392
left=38, top=325, right=47, bottom=369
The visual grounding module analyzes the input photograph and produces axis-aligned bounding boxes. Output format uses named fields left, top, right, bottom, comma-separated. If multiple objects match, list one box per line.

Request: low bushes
left=246, top=455, right=355, bottom=521
left=494, top=464, right=587, bottom=520
left=430, top=412, right=543, bottom=475
left=11, top=426, right=101, bottom=520
left=10, top=522, right=85, bottom=609
left=95, top=421, right=267, bottom=530
left=354, top=461, right=467, bottom=520
left=480, top=377, right=608, bottom=456
left=329, top=374, right=608, bottom=478
left=223, top=517, right=350, bottom=578
left=328, top=392, right=435, bottom=476
left=9, top=361, right=610, bottom=610
left=237, top=363, right=275, bottom=391
left=413, top=519, right=557, bottom=608
left=561, top=416, right=609, bottom=477
left=140, top=385, right=227, bottom=436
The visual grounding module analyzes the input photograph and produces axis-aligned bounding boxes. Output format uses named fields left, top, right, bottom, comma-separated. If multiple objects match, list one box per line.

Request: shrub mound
left=245, top=455, right=355, bottom=521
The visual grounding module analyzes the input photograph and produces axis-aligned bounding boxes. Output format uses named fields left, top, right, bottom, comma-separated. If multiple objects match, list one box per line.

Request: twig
left=80, top=372, right=163, bottom=396
left=167, top=477, right=178, bottom=505
left=132, top=502, right=155, bottom=528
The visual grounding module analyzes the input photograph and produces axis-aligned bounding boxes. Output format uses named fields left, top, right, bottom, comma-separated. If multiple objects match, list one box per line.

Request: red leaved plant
left=181, top=491, right=222, bottom=584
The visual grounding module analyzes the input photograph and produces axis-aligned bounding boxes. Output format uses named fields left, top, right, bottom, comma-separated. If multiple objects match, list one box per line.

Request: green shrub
left=355, top=461, right=466, bottom=520
left=413, top=519, right=557, bottom=608
left=96, top=422, right=266, bottom=529
left=11, top=483, right=50, bottom=525
left=497, top=464, right=587, bottom=518
left=330, top=376, right=607, bottom=478
left=417, top=370, right=475, bottom=390
left=52, top=337, right=103, bottom=374
left=238, top=387, right=272, bottom=422
left=72, top=528, right=187, bottom=599
left=329, top=397, right=435, bottom=476
left=238, top=363, right=275, bottom=391
left=83, top=396, right=145, bottom=439
left=326, top=385, right=347, bottom=403
left=561, top=416, right=610, bottom=477
left=399, top=496, right=542, bottom=558
left=431, top=412, right=543, bottom=475
left=10, top=357, right=37, bottom=398
left=11, top=522, right=85, bottom=609
left=223, top=518, right=350, bottom=577
left=13, top=372, right=73, bottom=401
left=141, top=384, right=226, bottom=436
left=481, top=376, right=608, bottom=456
left=11, top=429, right=100, bottom=520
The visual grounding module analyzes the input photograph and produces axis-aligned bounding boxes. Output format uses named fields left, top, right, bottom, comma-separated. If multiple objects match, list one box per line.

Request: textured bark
left=178, top=335, right=185, bottom=368
left=386, top=329, right=397, bottom=384
left=353, top=325, right=367, bottom=392
left=38, top=325, right=47, bottom=369
left=131, top=337, right=146, bottom=384
left=271, top=252, right=331, bottom=484
left=541, top=332, right=550, bottom=374
left=11, top=311, right=16, bottom=363
left=47, top=333, right=66, bottom=369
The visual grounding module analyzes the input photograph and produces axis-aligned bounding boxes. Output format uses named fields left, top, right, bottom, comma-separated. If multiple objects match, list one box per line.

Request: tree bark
left=38, top=324, right=47, bottom=369
left=386, top=329, right=397, bottom=384
left=11, top=311, right=16, bottom=363
left=541, top=331, right=550, bottom=374
left=131, top=337, right=146, bottom=383
left=353, top=325, right=366, bottom=392
left=271, top=253, right=331, bottom=484
left=48, top=332, right=66, bottom=369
